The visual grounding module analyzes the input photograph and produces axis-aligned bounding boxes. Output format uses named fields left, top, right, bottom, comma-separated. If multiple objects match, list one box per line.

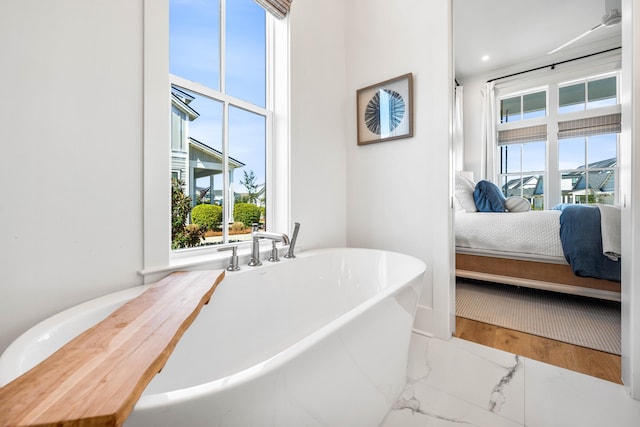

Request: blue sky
left=170, top=0, right=266, bottom=194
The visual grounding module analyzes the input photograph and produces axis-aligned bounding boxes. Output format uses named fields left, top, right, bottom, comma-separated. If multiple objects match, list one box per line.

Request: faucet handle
left=268, top=241, right=280, bottom=262
left=218, top=245, right=240, bottom=271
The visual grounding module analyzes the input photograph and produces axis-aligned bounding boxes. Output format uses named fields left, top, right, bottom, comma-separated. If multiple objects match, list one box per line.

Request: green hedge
left=234, top=203, right=261, bottom=228
left=191, top=204, right=223, bottom=231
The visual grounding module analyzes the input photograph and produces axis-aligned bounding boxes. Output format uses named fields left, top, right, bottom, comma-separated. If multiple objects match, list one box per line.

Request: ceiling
left=454, top=0, right=622, bottom=82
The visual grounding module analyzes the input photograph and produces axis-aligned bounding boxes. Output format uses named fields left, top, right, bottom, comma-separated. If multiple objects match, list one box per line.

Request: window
left=556, top=75, right=619, bottom=205
left=498, top=140, right=546, bottom=209
left=500, top=90, right=546, bottom=123
left=495, top=72, right=620, bottom=208
left=142, top=0, right=288, bottom=275
left=170, top=0, right=269, bottom=249
left=559, top=76, right=617, bottom=114
left=497, top=123, right=547, bottom=209
left=559, top=130, right=618, bottom=205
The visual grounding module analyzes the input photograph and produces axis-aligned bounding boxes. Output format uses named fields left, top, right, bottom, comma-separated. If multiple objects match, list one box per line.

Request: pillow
left=454, top=174, right=477, bottom=212
left=505, top=196, right=531, bottom=212
left=473, top=180, right=505, bottom=212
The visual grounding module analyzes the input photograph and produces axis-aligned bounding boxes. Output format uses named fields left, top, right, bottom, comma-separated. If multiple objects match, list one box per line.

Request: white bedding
left=455, top=210, right=565, bottom=259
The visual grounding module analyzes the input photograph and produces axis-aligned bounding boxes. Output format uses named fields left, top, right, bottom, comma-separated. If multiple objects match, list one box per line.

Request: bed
left=454, top=175, right=621, bottom=301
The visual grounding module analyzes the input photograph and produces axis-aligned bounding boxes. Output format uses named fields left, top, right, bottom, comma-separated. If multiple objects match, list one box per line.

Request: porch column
left=189, top=167, right=196, bottom=207
left=209, top=174, right=215, bottom=205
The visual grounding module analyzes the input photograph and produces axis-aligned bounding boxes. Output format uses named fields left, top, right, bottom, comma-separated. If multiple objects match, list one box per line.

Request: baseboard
left=413, top=304, right=433, bottom=336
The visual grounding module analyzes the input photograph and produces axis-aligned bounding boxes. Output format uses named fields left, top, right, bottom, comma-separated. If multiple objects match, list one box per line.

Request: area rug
left=456, top=279, right=621, bottom=355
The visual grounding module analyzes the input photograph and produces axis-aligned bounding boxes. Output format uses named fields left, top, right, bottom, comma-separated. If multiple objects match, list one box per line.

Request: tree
left=240, top=170, right=261, bottom=204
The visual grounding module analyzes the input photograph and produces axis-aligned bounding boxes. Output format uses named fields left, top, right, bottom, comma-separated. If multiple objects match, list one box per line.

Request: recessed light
left=481, top=55, right=490, bottom=61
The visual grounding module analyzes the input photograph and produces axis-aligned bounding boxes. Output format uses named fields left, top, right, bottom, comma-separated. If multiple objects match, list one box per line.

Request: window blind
left=498, top=124, right=547, bottom=145
left=253, top=0, right=292, bottom=19
left=558, top=113, right=621, bottom=139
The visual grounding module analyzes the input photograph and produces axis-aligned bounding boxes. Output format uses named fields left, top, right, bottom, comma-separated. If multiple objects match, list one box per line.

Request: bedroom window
left=557, top=113, right=620, bottom=205
left=495, top=70, right=620, bottom=209
left=497, top=124, right=546, bottom=209
left=500, top=90, right=546, bottom=123
left=558, top=75, right=617, bottom=114
left=559, top=135, right=617, bottom=205
left=169, top=0, right=269, bottom=250
left=556, top=74, right=620, bottom=206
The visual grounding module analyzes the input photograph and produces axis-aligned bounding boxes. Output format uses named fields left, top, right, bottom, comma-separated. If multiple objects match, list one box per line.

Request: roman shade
left=558, top=113, right=621, bottom=139
left=253, top=0, right=292, bottom=19
left=498, top=124, right=547, bottom=145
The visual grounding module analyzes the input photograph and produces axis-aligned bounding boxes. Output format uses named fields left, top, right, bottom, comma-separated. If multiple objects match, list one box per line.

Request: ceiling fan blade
left=547, top=23, right=604, bottom=55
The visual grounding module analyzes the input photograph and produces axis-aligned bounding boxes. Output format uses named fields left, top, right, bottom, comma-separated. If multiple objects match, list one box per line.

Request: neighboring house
left=563, top=157, right=616, bottom=204
left=171, top=85, right=198, bottom=184
left=502, top=157, right=616, bottom=207
left=502, top=175, right=544, bottom=209
left=171, top=85, right=245, bottom=222
left=503, top=175, right=541, bottom=199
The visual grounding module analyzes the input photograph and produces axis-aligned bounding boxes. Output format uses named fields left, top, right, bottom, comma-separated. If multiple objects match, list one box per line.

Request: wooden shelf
left=0, top=269, right=225, bottom=427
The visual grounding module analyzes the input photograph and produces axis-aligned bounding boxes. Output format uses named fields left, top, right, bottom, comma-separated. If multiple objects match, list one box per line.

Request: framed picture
left=356, top=73, right=413, bottom=146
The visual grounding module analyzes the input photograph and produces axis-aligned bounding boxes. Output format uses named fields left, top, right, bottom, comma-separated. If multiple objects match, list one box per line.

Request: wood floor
left=453, top=316, right=622, bottom=384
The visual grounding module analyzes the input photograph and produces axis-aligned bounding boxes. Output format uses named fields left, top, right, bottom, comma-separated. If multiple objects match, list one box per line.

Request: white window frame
left=558, top=73, right=619, bottom=113
left=494, top=61, right=621, bottom=209
left=141, top=0, right=290, bottom=280
left=499, top=87, right=548, bottom=124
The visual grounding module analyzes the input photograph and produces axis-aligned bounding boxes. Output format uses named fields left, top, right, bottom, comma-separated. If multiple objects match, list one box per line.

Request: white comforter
left=455, top=210, right=564, bottom=259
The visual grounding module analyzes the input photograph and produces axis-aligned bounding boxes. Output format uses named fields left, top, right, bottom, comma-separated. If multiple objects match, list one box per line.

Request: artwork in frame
left=356, top=73, right=413, bottom=146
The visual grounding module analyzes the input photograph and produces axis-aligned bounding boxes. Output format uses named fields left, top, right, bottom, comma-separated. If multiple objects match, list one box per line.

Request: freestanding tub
left=0, top=248, right=425, bottom=427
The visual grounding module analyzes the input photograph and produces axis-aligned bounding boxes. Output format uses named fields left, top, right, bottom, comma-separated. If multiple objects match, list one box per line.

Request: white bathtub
left=0, top=248, right=425, bottom=427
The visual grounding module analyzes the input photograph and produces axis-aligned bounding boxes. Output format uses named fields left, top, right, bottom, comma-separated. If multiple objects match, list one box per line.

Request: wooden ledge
left=0, top=269, right=225, bottom=427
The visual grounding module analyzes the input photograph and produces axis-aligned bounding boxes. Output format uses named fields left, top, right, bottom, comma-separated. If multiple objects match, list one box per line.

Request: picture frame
left=356, top=73, right=413, bottom=146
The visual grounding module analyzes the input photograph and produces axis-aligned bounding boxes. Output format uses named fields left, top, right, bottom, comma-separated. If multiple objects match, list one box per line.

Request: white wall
left=0, top=1, right=145, bottom=352
left=289, top=0, right=348, bottom=250
left=620, top=0, right=640, bottom=399
left=344, top=0, right=454, bottom=338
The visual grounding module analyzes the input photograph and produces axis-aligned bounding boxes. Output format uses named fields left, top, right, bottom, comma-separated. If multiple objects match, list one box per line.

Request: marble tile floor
left=380, top=333, right=640, bottom=427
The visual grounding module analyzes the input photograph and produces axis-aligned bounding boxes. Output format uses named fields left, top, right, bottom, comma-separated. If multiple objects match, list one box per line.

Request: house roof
left=572, top=170, right=615, bottom=192
left=500, top=157, right=616, bottom=197
left=502, top=175, right=543, bottom=196
left=171, top=85, right=195, bottom=104
left=188, top=137, right=245, bottom=168
left=171, top=93, right=199, bottom=121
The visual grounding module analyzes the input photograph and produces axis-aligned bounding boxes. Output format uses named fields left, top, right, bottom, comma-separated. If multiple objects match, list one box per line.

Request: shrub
left=230, top=221, right=246, bottom=233
left=172, top=224, right=204, bottom=249
left=191, top=203, right=223, bottom=231
left=172, top=178, right=204, bottom=249
left=234, top=203, right=261, bottom=228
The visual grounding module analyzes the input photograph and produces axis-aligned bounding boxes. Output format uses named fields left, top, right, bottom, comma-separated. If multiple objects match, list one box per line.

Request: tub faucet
left=248, top=224, right=290, bottom=266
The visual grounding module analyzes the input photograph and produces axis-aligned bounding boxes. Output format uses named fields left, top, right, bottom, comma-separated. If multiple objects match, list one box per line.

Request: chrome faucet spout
left=252, top=231, right=290, bottom=245
left=248, top=224, right=290, bottom=266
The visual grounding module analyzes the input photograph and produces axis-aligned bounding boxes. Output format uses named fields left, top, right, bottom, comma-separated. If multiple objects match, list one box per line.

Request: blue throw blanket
left=559, top=205, right=621, bottom=282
